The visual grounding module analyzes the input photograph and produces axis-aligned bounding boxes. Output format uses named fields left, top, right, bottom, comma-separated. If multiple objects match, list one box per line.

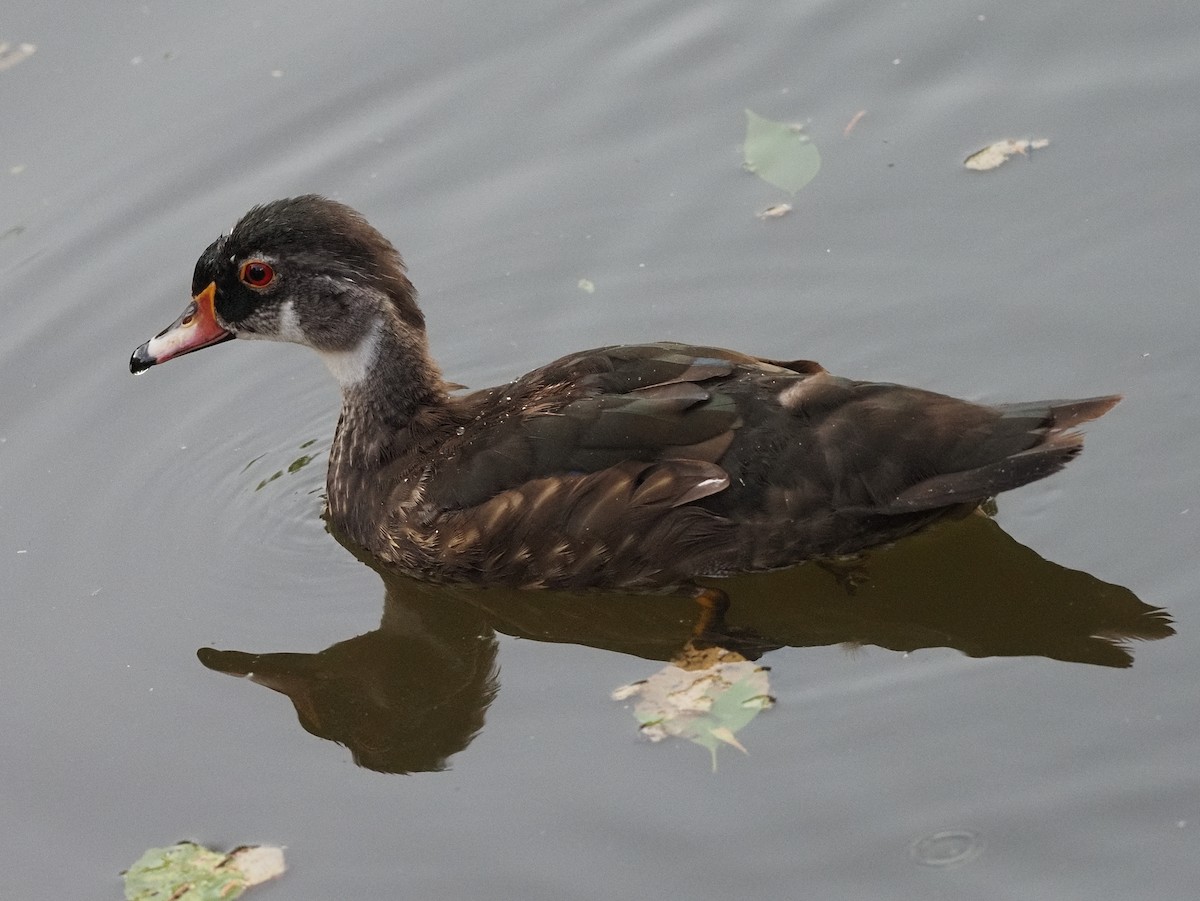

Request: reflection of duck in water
left=134, top=196, right=1122, bottom=599
left=199, top=514, right=1172, bottom=774
left=199, top=588, right=498, bottom=775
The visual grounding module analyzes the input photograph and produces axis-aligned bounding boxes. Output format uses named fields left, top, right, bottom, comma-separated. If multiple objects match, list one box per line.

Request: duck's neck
left=323, top=314, right=449, bottom=545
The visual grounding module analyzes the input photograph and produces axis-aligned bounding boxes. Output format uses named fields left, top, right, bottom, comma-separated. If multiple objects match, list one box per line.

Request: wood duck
left=130, top=195, right=1119, bottom=594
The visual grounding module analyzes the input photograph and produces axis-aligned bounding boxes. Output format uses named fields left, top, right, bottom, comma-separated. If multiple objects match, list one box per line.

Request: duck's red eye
left=239, top=260, right=275, bottom=288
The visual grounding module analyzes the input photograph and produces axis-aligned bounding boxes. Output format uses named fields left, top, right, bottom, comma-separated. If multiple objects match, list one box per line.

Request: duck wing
left=421, top=342, right=823, bottom=513
left=707, top=373, right=1120, bottom=521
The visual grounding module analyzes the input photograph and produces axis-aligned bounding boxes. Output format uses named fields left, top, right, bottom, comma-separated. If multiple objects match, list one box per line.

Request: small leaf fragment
left=843, top=109, right=867, bottom=138
left=610, top=681, right=643, bottom=701
left=577, top=278, right=595, bottom=294
left=709, top=726, right=748, bottom=754
left=743, top=109, right=822, bottom=194
left=0, top=42, right=36, bottom=72
left=226, top=846, right=287, bottom=885
left=756, top=203, right=792, bottom=220
left=964, top=138, right=1050, bottom=171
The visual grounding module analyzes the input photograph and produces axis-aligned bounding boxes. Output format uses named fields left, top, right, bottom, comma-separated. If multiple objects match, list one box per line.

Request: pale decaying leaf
left=577, top=278, right=595, bottom=294
left=122, top=842, right=286, bottom=900
left=226, top=846, right=287, bottom=886
left=743, top=109, right=822, bottom=194
left=964, top=138, right=1050, bottom=171
left=0, top=42, right=37, bottom=72
left=610, top=681, right=642, bottom=701
left=756, top=203, right=792, bottom=220
left=612, top=647, right=774, bottom=770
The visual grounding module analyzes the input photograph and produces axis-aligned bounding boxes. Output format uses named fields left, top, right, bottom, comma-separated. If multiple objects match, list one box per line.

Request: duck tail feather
left=883, top=430, right=1086, bottom=513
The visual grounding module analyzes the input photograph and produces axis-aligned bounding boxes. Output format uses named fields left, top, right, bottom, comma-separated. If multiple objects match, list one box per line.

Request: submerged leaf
left=287, top=454, right=315, bottom=473
left=256, top=470, right=283, bottom=490
left=743, top=109, right=822, bottom=194
left=123, top=842, right=285, bottom=900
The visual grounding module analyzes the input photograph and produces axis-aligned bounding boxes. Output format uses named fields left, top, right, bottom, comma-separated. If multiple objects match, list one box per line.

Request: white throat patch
left=277, top=300, right=306, bottom=343
left=318, top=316, right=383, bottom=389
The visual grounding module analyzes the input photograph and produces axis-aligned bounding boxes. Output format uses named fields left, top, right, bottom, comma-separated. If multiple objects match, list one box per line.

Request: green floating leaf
left=743, top=109, right=821, bottom=194
left=123, top=842, right=285, bottom=900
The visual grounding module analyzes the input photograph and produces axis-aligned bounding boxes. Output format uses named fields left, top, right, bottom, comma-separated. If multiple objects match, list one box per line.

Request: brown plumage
left=130, top=195, right=1120, bottom=592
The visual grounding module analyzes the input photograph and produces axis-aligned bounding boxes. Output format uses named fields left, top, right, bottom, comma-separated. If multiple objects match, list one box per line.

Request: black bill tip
left=129, top=342, right=156, bottom=374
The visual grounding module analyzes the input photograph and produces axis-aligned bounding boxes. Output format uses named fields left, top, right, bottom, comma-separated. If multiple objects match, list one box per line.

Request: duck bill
left=129, top=282, right=233, bottom=373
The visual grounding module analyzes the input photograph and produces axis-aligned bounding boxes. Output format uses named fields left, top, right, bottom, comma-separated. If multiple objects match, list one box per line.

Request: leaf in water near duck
left=743, top=109, right=822, bottom=194
left=122, top=842, right=285, bottom=900
left=613, top=649, right=774, bottom=771
left=287, top=454, right=316, bottom=474
left=247, top=440, right=323, bottom=489
left=240, top=453, right=267, bottom=473
left=255, top=470, right=283, bottom=491
left=964, top=138, right=1050, bottom=171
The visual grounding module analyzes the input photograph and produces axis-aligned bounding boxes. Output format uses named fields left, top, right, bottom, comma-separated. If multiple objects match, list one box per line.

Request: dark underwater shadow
left=198, top=512, right=1172, bottom=773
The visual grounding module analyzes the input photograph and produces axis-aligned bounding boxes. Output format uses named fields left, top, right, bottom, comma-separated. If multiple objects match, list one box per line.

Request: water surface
left=3, top=1, right=1199, bottom=897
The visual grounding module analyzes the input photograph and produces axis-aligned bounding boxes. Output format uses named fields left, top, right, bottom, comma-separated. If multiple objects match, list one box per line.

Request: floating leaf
left=0, top=42, right=36, bottom=72
left=743, top=109, right=822, bottom=194
left=756, top=203, right=792, bottom=220
left=964, top=138, right=1050, bottom=171
left=122, top=842, right=285, bottom=900
left=577, top=278, right=595, bottom=294
left=613, top=649, right=774, bottom=770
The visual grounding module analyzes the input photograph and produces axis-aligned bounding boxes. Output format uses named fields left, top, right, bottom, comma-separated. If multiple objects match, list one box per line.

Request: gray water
left=3, top=1, right=1199, bottom=897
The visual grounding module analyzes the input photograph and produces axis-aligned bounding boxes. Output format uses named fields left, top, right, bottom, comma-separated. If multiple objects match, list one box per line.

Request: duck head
left=129, top=195, right=423, bottom=389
